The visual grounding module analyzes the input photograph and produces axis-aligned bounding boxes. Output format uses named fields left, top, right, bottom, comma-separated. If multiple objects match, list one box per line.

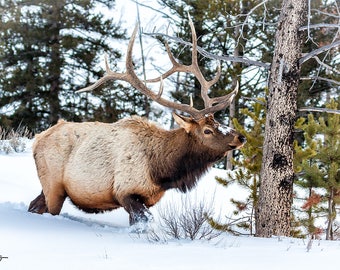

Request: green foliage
left=208, top=99, right=266, bottom=235
left=295, top=99, right=340, bottom=239
left=296, top=100, right=340, bottom=189
left=209, top=98, right=340, bottom=238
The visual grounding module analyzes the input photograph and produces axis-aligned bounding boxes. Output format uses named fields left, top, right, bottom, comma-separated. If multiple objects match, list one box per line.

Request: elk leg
left=45, top=187, right=67, bottom=215
left=28, top=191, right=48, bottom=214
left=121, top=195, right=152, bottom=225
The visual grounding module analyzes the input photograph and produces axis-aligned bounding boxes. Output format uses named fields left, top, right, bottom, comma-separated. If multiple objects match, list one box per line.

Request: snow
left=1, top=142, right=340, bottom=270
left=217, top=124, right=233, bottom=135
left=1, top=1, right=339, bottom=268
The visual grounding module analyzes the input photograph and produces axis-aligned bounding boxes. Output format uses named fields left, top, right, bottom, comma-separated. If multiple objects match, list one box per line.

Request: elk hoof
left=28, top=191, right=48, bottom=214
left=129, top=210, right=153, bottom=233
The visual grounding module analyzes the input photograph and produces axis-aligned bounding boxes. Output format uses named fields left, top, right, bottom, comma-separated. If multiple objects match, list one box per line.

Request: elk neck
left=148, top=127, right=223, bottom=193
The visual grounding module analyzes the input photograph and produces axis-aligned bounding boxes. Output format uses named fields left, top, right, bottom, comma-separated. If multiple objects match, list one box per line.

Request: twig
left=299, top=107, right=340, bottom=115
left=311, top=8, right=340, bottom=19
left=311, top=56, right=340, bottom=75
left=238, top=0, right=269, bottom=42
left=299, top=40, right=340, bottom=65
left=130, top=0, right=178, bottom=24
left=0, top=255, right=9, bottom=261
left=306, top=0, right=318, bottom=45
left=300, top=23, right=340, bottom=31
left=300, top=76, right=340, bottom=86
left=306, top=237, right=313, bottom=252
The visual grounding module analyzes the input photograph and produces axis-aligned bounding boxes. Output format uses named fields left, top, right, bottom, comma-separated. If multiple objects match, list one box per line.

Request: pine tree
left=0, top=0, right=146, bottom=131
left=208, top=99, right=265, bottom=235
left=295, top=100, right=340, bottom=240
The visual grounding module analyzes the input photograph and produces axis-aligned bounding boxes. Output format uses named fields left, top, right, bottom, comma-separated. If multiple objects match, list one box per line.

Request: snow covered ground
left=1, top=142, right=340, bottom=270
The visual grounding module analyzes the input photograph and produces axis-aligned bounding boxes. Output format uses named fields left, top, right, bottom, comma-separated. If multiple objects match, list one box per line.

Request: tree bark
left=47, top=3, right=62, bottom=125
left=255, top=0, right=307, bottom=237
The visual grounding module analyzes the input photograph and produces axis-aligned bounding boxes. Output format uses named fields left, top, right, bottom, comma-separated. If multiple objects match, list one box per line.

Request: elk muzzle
left=228, top=133, right=247, bottom=149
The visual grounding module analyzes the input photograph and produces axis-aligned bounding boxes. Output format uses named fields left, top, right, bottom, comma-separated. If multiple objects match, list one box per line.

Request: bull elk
left=28, top=18, right=246, bottom=225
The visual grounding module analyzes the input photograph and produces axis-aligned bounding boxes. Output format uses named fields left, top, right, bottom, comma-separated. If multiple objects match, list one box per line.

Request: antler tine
left=187, top=15, right=208, bottom=107
left=201, top=81, right=239, bottom=115
left=187, top=15, right=224, bottom=110
left=76, top=24, right=139, bottom=94
left=144, top=42, right=185, bottom=83
left=76, top=55, right=124, bottom=93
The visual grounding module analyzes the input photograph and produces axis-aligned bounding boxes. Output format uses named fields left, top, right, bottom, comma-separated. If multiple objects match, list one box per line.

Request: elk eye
left=204, top=129, right=213, bottom=135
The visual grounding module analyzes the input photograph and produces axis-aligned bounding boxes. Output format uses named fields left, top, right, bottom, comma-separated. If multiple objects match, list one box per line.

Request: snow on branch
left=143, top=32, right=270, bottom=69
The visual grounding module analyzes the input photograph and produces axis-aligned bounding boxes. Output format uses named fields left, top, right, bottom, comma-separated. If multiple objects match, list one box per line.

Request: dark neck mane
left=148, top=129, right=223, bottom=193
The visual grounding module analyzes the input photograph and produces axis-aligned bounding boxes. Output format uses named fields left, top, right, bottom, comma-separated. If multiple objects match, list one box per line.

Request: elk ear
left=172, top=112, right=194, bottom=133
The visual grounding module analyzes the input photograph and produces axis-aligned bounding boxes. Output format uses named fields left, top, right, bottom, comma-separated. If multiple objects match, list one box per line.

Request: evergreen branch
left=299, top=107, right=340, bottom=115
left=241, top=96, right=266, bottom=105
left=299, top=40, right=340, bottom=65
left=143, top=32, right=270, bottom=69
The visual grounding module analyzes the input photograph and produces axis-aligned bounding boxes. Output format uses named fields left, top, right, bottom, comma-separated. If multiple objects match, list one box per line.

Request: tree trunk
left=225, top=24, right=240, bottom=170
left=255, top=0, right=307, bottom=237
left=325, top=188, right=334, bottom=240
left=47, top=4, right=62, bottom=125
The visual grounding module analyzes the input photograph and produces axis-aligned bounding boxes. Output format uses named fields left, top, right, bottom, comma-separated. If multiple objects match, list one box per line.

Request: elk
left=28, top=18, right=246, bottom=225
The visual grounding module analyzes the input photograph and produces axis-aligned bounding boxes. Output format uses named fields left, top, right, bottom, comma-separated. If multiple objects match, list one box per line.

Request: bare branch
left=143, top=32, right=270, bottom=69
left=306, top=0, right=317, bottom=45
left=311, top=8, right=340, bottom=19
left=300, top=76, right=340, bottom=86
left=299, top=107, right=340, bottom=115
left=300, top=23, right=340, bottom=31
left=130, top=0, right=178, bottom=24
left=299, top=40, right=340, bottom=65
left=237, top=0, right=269, bottom=42
left=312, top=56, right=340, bottom=75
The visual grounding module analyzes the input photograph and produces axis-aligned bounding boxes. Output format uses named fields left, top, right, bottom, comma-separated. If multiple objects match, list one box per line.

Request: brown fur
left=28, top=114, right=245, bottom=225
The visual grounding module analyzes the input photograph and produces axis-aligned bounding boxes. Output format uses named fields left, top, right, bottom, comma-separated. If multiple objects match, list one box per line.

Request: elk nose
left=238, top=135, right=247, bottom=144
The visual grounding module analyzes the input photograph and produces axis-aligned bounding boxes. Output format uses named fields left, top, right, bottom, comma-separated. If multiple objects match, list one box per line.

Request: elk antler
left=77, top=16, right=238, bottom=120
